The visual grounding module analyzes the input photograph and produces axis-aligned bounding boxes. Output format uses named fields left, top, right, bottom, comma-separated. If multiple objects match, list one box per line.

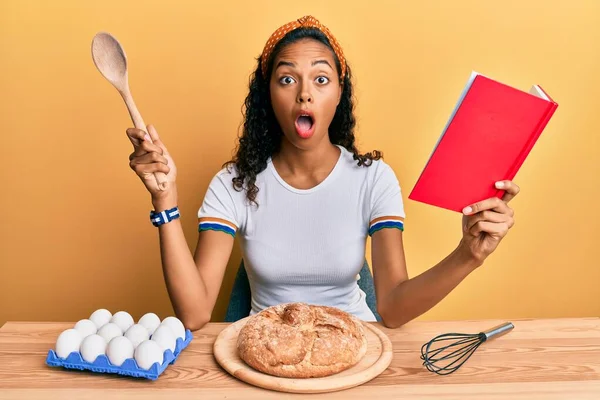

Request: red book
left=408, top=71, right=558, bottom=213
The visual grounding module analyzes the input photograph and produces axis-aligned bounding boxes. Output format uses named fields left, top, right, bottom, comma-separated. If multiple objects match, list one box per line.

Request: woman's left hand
left=459, top=180, right=520, bottom=266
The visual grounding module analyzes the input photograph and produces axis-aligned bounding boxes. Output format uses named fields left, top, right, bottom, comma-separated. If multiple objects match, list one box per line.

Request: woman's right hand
left=126, top=125, right=178, bottom=203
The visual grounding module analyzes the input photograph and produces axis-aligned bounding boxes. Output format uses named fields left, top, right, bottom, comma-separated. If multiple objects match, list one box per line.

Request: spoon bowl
left=91, top=32, right=128, bottom=89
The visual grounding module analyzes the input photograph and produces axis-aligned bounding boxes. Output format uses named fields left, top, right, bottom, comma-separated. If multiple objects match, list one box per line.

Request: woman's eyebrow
left=274, top=59, right=333, bottom=71
left=275, top=61, right=295, bottom=70
left=312, top=59, right=333, bottom=69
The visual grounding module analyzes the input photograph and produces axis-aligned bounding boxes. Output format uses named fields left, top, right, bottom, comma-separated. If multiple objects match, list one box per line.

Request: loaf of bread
left=236, top=302, right=368, bottom=378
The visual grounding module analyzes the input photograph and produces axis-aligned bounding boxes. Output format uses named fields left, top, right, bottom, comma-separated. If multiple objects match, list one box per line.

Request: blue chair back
left=224, top=259, right=381, bottom=322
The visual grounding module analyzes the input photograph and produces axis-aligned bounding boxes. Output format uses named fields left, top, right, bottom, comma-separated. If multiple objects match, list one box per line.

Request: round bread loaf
left=236, top=302, right=368, bottom=378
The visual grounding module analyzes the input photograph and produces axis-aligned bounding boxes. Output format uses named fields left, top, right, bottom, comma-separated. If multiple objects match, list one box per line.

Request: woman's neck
left=272, top=138, right=341, bottom=189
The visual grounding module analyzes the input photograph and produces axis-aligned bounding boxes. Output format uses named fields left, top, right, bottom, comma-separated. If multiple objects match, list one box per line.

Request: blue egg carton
left=45, top=329, right=193, bottom=380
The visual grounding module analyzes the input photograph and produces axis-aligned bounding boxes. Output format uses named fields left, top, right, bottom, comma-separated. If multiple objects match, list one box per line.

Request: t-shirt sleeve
left=197, top=170, right=239, bottom=238
left=368, top=162, right=406, bottom=236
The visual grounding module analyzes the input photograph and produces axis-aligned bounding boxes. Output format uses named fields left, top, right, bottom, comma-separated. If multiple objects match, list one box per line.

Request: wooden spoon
left=91, top=32, right=168, bottom=191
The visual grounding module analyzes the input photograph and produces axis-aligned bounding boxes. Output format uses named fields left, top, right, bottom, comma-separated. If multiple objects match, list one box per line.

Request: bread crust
left=236, top=302, right=368, bottom=378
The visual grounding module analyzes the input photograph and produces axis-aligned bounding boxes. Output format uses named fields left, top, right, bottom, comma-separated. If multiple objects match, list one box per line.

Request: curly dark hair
left=223, top=27, right=382, bottom=206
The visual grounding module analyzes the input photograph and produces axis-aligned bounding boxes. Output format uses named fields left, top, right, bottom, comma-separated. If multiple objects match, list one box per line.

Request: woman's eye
left=316, top=76, right=329, bottom=85
left=280, top=76, right=296, bottom=85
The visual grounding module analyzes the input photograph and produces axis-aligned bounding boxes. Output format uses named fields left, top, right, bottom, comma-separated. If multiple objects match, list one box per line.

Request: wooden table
left=1, top=318, right=599, bottom=399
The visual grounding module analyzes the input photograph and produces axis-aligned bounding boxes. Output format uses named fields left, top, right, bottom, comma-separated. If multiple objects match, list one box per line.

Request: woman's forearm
left=379, top=241, right=482, bottom=328
left=153, top=190, right=211, bottom=330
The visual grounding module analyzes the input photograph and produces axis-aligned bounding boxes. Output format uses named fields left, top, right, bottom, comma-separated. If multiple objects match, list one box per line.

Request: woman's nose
left=297, top=86, right=313, bottom=103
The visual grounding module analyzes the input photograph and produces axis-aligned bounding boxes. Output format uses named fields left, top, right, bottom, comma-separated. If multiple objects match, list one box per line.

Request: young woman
left=126, top=16, right=519, bottom=330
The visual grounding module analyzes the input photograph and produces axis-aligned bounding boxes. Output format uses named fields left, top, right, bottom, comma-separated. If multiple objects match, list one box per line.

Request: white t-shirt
left=197, top=145, right=405, bottom=321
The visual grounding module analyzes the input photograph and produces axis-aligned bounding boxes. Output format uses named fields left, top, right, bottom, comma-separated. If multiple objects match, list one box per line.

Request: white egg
left=110, top=311, right=134, bottom=333
left=134, top=340, right=164, bottom=370
left=89, top=309, right=112, bottom=329
left=80, top=334, right=106, bottom=363
left=138, top=313, right=161, bottom=335
left=55, top=328, right=83, bottom=359
left=124, top=324, right=149, bottom=349
left=161, top=316, right=186, bottom=341
left=151, top=325, right=176, bottom=353
left=106, top=336, right=134, bottom=367
left=97, top=322, right=123, bottom=343
left=74, top=319, right=97, bottom=338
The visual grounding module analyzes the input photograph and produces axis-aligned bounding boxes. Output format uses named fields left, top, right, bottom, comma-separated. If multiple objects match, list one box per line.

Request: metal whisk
left=420, top=322, right=514, bottom=375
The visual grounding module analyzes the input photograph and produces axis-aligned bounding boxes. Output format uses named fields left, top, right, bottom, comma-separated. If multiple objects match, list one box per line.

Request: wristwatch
left=150, top=206, right=180, bottom=227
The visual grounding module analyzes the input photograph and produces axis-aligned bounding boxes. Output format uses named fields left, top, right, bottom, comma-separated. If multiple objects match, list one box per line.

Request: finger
left=128, top=140, right=164, bottom=161
left=129, top=151, right=169, bottom=167
left=469, top=221, right=509, bottom=237
left=465, top=210, right=509, bottom=232
left=496, top=180, right=521, bottom=203
left=147, top=124, right=159, bottom=142
left=463, top=197, right=509, bottom=215
left=131, top=161, right=170, bottom=178
left=147, top=125, right=169, bottom=156
left=126, top=128, right=150, bottom=148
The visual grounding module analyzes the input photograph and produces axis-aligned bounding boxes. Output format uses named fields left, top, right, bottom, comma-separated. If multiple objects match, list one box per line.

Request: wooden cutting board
left=213, top=317, right=393, bottom=394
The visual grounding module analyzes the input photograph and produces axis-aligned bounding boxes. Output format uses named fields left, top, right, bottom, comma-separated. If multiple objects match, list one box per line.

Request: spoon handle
left=121, top=87, right=169, bottom=191
left=122, top=88, right=147, bottom=135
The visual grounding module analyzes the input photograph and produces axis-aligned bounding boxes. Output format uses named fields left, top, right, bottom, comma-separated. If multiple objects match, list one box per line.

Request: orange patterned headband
left=260, top=15, right=347, bottom=82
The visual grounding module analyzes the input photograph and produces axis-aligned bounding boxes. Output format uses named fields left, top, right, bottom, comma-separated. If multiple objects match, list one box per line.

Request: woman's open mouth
left=294, top=113, right=315, bottom=139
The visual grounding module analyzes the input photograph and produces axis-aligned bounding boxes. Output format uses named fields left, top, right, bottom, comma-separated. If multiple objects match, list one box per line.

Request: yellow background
left=1, top=0, right=598, bottom=327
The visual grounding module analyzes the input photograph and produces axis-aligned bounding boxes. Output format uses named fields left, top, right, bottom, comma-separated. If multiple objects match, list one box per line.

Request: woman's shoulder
left=338, top=146, right=398, bottom=184
left=211, top=162, right=269, bottom=186
left=206, top=162, right=269, bottom=207
left=204, top=163, right=244, bottom=198
left=213, top=162, right=238, bottom=180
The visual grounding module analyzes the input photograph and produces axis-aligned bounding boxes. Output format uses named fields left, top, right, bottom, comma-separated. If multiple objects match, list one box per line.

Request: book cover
left=408, top=71, right=558, bottom=213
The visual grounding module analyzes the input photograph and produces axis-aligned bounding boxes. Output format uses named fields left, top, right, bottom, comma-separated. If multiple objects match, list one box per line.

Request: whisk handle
left=482, top=322, right=514, bottom=341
